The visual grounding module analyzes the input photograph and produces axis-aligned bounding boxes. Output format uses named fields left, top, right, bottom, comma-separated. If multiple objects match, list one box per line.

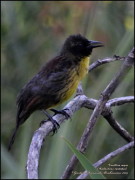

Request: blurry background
left=1, top=1, right=134, bottom=179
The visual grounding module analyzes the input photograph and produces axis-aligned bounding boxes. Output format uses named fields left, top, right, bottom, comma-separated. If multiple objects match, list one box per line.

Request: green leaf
left=62, top=137, right=106, bottom=179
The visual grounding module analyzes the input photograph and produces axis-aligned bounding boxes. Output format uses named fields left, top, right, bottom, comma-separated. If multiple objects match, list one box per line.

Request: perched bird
left=8, top=34, right=103, bottom=150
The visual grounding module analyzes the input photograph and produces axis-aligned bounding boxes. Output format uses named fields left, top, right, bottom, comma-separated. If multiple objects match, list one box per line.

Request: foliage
left=62, top=137, right=106, bottom=179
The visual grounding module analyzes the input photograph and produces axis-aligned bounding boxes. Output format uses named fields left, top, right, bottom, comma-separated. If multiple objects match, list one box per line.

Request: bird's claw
left=50, top=108, right=71, bottom=120
left=40, top=118, right=60, bottom=135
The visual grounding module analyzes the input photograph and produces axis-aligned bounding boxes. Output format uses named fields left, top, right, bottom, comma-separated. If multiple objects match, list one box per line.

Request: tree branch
left=103, top=111, right=134, bottom=142
left=61, top=48, right=134, bottom=179
left=26, top=95, right=94, bottom=179
left=84, top=96, right=134, bottom=142
left=26, top=48, right=134, bottom=179
left=77, top=141, right=134, bottom=179
left=107, top=96, right=134, bottom=107
left=27, top=95, right=134, bottom=179
left=89, top=55, right=125, bottom=72
left=77, top=55, right=125, bottom=93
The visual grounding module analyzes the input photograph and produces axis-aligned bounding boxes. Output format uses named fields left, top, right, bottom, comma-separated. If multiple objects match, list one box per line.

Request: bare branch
left=101, top=48, right=134, bottom=98
left=76, top=83, right=84, bottom=96
left=27, top=122, right=54, bottom=179
left=27, top=95, right=134, bottom=179
left=107, top=96, right=134, bottom=107
left=103, top=111, right=134, bottom=142
left=61, top=48, right=134, bottom=179
left=77, top=141, right=134, bottom=179
left=26, top=48, right=134, bottom=179
left=26, top=95, right=95, bottom=179
left=77, top=55, right=125, bottom=93
left=89, top=56, right=125, bottom=72
left=94, top=141, right=134, bottom=167
left=84, top=96, right=134, bottom=109
left=84, top=96, right=134, bottom=142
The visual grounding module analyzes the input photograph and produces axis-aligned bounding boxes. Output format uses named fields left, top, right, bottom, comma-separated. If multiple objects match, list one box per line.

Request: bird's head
left=61, top=34, right=104, bottom=58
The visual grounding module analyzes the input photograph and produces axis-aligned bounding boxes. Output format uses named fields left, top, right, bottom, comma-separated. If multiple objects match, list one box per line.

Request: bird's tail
left=8, top=125, right=19, bottom=151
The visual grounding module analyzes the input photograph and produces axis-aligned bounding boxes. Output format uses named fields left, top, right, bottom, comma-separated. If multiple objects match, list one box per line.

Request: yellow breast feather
left=60, top=56, right=90, bottom=102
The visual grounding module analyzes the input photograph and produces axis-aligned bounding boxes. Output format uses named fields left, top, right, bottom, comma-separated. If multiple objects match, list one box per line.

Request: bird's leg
left=50, top=108, right=71, bottom=120
left=40, top=110, right=60, bottom=134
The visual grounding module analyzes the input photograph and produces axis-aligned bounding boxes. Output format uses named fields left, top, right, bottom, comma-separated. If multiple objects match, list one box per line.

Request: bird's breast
left=76, top=56, right=90, bottom=80
left=58, top=56, right=90, bottom=102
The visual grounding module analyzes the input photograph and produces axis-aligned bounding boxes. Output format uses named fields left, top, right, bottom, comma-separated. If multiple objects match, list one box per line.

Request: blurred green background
left=1, top=1, right=134, bottom=179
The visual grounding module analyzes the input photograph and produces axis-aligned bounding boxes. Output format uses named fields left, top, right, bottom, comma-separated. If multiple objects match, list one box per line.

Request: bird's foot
left=50, top=108, right=71, bottom=120
left=40, top=110, right=60, bottom=134
left=40, top=118, right=60, bottom=134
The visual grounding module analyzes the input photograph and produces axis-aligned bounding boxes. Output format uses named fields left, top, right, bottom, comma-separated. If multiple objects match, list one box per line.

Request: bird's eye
left=71, top=42, right=82, bottom=47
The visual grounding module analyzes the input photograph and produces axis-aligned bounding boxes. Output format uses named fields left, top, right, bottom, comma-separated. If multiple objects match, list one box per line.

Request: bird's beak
left=89, top=40, right=104, bottom=48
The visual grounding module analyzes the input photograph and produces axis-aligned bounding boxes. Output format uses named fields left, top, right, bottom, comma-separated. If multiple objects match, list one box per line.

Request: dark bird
left=8, top=34, right=103, bottom=150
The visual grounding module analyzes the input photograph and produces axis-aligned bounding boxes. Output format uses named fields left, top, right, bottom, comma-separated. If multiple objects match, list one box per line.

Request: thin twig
left=89, top=56, right=125, bottom=72
left=107, top=96, right=134, bottom=106
left=77, top=55, right=125, bottom=93
left=77, top=141, right=134, bottom=179
left=103, top=111, right=134, bottom=142
left=84, top=96, right=134, bottom=109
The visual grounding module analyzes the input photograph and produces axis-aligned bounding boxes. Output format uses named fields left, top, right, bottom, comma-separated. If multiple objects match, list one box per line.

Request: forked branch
left=27, top=48, right=134, bottom=179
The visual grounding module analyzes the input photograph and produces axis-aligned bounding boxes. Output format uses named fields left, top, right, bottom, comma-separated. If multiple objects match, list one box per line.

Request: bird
left=8, top=34, right=103, bottom=150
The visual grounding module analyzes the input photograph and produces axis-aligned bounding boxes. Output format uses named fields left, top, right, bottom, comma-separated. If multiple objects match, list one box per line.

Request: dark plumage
left=8, top=34, right=103, bottom=150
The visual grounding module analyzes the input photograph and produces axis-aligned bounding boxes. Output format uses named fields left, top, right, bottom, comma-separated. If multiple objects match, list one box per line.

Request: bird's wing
left=16, top=55, right=73, bottom=125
